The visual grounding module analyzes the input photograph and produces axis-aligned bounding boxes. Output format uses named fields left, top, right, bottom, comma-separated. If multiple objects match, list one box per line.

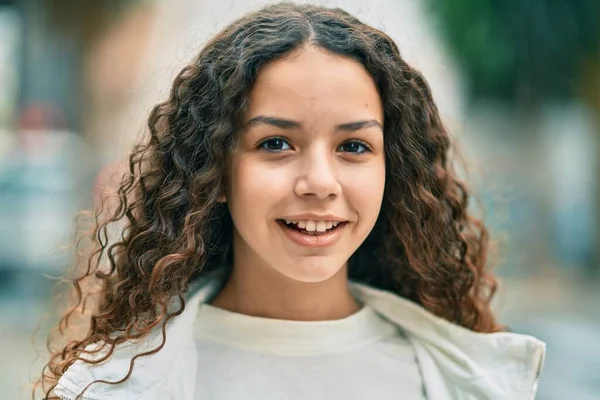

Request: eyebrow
left=244, top=116, right=301, bottom=130
left=244, top=116, right=383, bottom=132
left=336, top=120, right=383, bottom=132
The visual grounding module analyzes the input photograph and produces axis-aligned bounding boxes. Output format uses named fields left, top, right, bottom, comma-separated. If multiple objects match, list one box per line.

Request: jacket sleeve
left=49, top=330, right=196, bottom=400
left=53, top=378, right=98, bottom=400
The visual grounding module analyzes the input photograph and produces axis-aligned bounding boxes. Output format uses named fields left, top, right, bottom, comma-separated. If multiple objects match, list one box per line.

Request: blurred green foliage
left=430, top=0, right=600, bottom=101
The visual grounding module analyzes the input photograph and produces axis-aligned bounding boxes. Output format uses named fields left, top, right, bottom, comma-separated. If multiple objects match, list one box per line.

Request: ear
left=216, top=193, right=227, bottom=203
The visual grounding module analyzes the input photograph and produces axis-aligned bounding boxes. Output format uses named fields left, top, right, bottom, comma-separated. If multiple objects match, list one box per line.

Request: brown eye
left=338, top=140, right=369, bottom=154
left=259, top=138, right=292, bottom=152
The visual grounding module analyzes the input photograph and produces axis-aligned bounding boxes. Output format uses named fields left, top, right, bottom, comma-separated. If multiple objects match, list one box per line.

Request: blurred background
left=0, top=0, right=598, bottom=398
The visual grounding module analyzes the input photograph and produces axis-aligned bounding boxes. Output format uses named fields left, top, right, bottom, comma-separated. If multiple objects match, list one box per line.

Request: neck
left=211, top=260, right=360, bottom=322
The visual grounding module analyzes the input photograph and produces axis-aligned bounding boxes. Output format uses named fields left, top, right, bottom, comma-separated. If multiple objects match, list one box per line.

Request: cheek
left=228, top=158, right=291, bottom=218
left=341, top=161, right=386, bottom=216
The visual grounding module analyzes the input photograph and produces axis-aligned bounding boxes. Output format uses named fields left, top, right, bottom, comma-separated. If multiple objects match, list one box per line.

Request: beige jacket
left=55, top=269, right=546, bottom=400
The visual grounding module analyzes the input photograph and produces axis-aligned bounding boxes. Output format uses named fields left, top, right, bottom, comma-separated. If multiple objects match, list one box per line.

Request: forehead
left=246, top=47, right=383, bottom=123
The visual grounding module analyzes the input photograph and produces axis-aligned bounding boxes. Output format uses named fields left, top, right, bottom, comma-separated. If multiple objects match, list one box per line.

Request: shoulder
left=351, top=281, right=546, bottom=399
left=54, top=328, right=197, bottom=399
left=53, top=271, right=222, bottom=399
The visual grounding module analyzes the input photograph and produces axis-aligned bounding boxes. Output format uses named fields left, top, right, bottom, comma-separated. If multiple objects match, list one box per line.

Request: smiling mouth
left=276, top=219, right=347, bottom=236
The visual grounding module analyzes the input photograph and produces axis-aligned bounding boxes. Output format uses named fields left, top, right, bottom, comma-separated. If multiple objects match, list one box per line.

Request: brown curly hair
left=37, top=2, right=500, bottom=399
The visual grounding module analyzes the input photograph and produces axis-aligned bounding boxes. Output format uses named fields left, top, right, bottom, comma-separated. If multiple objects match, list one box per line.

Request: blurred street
left=500, top=274, right=600, bottom=400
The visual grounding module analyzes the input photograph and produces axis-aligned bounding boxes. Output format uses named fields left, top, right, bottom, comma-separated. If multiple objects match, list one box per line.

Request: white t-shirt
left=193, top=302, right=426, bottom=399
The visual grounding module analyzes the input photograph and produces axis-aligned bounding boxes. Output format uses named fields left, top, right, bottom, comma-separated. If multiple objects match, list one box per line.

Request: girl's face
left=226, top=47, right=385, bottom=283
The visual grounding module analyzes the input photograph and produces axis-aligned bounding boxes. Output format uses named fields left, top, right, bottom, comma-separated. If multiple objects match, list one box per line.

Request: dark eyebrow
left=243, top=115, right=383, bottom=132
left=244, top=116, right=302, bottom=130
left=336, top=119, right=383, bottom=132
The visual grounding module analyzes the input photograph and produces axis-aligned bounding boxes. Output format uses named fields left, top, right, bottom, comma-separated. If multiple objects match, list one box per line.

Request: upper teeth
left=284, top=220, right=342, bottom=232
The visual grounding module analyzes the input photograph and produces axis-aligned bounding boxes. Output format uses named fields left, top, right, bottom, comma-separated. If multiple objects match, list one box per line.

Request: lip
left=277, top=220, right=347, bottom=248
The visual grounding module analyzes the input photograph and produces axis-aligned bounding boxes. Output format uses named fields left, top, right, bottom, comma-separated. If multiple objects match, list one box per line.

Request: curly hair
left=37, top=3, right=500, bottom=399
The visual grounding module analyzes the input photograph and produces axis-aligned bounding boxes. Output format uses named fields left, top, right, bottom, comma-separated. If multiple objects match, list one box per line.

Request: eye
left=337, top=140, right=370, bottom=154
left=258, top=137, right=292, bottom=152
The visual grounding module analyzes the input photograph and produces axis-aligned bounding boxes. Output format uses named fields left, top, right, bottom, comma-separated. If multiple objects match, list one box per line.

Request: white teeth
left=316, top=221, right=327, bottom=232
left=283, top=219, right=343, bottom=232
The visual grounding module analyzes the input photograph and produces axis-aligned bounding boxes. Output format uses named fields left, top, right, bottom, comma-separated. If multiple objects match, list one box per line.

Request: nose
left=294, top=146, right=342, bottom=200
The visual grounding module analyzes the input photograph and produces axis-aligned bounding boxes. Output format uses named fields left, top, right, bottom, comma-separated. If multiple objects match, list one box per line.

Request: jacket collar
left=350, top=281, right=545, bottom=400
left=56, top=268, right=545, bottom=400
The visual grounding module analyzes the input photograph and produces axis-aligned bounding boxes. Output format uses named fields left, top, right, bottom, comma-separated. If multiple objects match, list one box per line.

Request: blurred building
left=0, top=0, right=137, bottom=275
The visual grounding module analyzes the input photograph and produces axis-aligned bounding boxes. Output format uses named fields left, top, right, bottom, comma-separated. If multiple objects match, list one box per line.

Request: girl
left=40, top=3, right=545, bottom=399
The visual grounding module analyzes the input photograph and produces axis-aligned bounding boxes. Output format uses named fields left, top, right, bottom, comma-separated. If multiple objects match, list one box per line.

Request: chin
left=274, top=256, right=346, bottom=284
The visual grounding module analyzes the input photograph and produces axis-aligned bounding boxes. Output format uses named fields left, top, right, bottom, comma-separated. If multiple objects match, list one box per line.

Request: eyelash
left=257, top=137, right=372, bottom=154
